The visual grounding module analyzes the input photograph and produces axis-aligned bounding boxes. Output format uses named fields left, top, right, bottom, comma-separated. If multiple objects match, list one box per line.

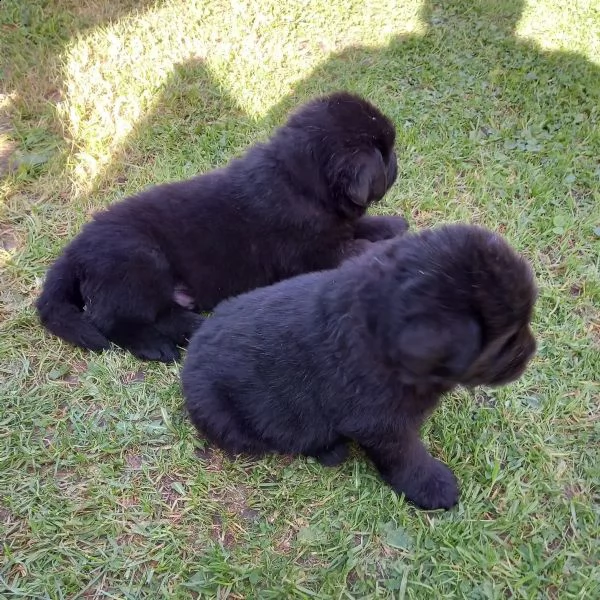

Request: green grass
left=1, top=0, right=599, bottom=597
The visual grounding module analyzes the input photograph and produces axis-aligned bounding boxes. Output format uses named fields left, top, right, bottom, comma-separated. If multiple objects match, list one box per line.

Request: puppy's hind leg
left=109, top=320, right=181, bottom=362
left=88, top=301, right=181, bottom=362
left=85, top=249, right=183, bottom=362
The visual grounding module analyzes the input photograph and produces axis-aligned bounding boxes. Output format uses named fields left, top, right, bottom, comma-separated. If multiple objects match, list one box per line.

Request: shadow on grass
left=4, top=0, right=599, bottom=328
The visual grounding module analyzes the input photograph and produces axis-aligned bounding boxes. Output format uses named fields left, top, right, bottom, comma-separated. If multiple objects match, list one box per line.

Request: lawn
left=1, top=0, right=599, bottom=597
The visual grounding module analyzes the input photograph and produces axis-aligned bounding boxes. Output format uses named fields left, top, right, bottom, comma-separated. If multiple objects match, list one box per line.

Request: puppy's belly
left=173, top=283, right=195, bottom=310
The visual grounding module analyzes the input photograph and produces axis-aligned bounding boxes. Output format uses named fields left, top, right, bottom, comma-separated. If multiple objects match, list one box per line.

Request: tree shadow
left=87, top=57, right=253, bottom=205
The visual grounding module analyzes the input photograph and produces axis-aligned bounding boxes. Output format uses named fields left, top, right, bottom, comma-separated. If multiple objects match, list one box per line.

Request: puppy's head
left=283, top=92, right=398, bottom=216
left=361, top=224, right=537, bottom=387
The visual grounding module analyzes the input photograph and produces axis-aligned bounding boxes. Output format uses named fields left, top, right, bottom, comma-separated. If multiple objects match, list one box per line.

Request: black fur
left=36, top=92, right=407, bottom=361
left=182, top=224, right=537, bottom=510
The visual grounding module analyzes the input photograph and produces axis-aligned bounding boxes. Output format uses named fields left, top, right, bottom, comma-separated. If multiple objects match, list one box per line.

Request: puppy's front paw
left=385, top=215, right=410, bottom=237
left=133, top=339, right=181, bottom=362
left=398, top=459, right=459, bottom=510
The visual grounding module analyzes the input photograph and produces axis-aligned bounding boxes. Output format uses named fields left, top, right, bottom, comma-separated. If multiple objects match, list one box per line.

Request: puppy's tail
left=36, top=255, right=111, bottom=351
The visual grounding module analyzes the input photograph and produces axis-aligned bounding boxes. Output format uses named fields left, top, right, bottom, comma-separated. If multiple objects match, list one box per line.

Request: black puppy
left=182, top=224, right=537, bottom=510
left=37, top=92, right=407, bottom=361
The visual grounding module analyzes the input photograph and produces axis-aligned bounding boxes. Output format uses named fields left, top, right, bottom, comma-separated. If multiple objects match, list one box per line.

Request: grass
left=1, top=0, right=599, bottom=597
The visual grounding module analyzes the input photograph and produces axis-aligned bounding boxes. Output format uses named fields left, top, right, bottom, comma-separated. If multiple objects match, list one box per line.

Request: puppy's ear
left=345, top=149, right=387, bottom=207
left=389, top=316, right=482, bottom=381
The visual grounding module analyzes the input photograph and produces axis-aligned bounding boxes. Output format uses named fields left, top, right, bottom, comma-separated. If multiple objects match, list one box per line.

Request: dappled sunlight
left=61, top=0, right=427, bottom=193
left=61, top=1, right=214, bottom=192
left=212, top=0, right=426, bottom=117
left=0, top=93, right=17, bottom=182
left=516, top=0, right=600, bottom=62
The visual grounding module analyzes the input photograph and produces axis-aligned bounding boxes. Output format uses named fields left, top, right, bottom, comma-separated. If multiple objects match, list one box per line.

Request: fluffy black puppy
left=182, top=224, right=537, bottom=510
left=37, top=92, right=407, bottom=361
